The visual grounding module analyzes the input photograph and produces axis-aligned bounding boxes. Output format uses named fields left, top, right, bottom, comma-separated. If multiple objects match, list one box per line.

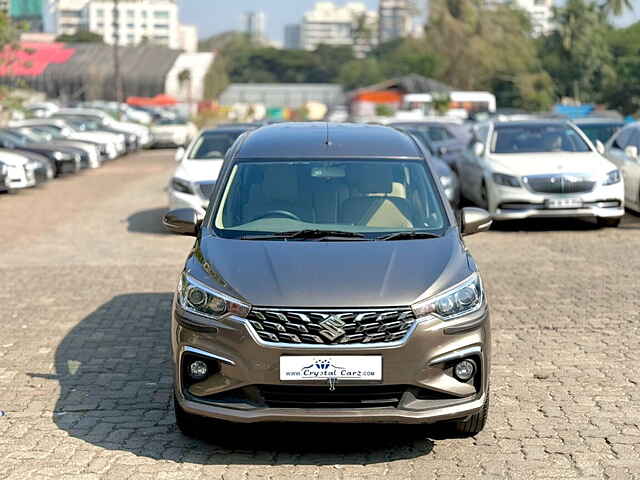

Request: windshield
left=32, top=126, right=65, bottom=139
left=577, top=123, right=622, bottom=144
left=189, top=131, right=244, bottom=159
left=212, top=159, right=448, bottom=240
left=491, top=124, right=591, bottom=154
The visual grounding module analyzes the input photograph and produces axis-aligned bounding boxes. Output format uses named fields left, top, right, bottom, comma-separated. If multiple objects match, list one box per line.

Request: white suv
left=168, top=126, right=253, bottom=216
left=458, top=120, right=624, bottom=227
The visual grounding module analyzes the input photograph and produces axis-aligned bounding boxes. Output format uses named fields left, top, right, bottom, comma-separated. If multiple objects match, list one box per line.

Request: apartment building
left=44, top=0, right=196, bottom=51
left=378, top=0, right=413, bottom=44
left=300, top=2, right=378, bottom=57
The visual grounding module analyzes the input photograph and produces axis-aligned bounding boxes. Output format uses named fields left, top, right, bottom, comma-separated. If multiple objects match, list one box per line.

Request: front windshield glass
left=189, top=131, right=244, bottom=159
left=212, top=159, right=448, bottom=239
left=491, top=124, right=591, bottom=154
left=577, top=123, right=622, bottom=144
left=32, top=126, right=64, bottom=139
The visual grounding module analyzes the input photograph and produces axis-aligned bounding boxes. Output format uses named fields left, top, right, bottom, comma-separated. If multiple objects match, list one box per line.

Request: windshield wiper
left=376, top=231, right=442, bottom=241
left=241, top=229, right=366, bottom=241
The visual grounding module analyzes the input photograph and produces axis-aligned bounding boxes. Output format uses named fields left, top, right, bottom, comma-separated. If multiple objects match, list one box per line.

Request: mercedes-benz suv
left=163, top=123, right=492, bottom=436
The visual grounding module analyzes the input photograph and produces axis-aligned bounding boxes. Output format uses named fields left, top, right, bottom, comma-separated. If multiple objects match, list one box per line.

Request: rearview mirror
left=175, top=146, right=186, bottom=162
left=473, top=142, right=485, bottom=157
left=461, top=207, right=492, bottom=236
left=162, top=208, right=201, bottom=236
left=595, top=140, right=605, bottom=155
left=625, top=145, right=638, bottom=160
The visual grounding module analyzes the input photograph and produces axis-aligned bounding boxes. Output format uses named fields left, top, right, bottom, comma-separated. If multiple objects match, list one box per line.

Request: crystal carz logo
left=280, top=356, right=382, bottom=380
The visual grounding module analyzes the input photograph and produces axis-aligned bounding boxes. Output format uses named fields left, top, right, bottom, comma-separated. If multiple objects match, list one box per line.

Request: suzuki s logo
left=319, top=315, right=347, bottom=341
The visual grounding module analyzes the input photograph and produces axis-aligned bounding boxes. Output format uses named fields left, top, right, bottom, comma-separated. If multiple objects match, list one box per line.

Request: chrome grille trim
left=247, top=308, right=416, bottom=346
left=523, top=174, right=595, bottom=194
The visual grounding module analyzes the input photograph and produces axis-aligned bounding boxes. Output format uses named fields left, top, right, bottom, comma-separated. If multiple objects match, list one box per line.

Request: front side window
left=491, top=124, right=591, bottom=154
left=188, top=132, right=244, bottom=160
left=212, top=159, right=448, bottom=239
left=578, top=123, right=622, bottom=144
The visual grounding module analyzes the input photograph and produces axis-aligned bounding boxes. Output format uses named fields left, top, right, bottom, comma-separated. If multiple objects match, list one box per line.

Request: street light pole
left=113, top=0, right=123, bottom=118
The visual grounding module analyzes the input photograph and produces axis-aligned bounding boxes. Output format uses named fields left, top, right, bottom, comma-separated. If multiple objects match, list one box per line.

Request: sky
left=178, top=0, right=640, bottom=42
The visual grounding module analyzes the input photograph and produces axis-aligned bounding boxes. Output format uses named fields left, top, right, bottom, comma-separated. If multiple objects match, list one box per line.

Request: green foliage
left=539, top=0, right=615, bottom=103
left=338, top=58, right=384, bottom=90
left=375, top=104, right=394, bottom=116
left=56, top=30, right=104, bottom=43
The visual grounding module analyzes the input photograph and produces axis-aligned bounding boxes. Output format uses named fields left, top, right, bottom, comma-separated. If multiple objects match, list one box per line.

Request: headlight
left=53, top=151, right=72, bottom=161
left=171, top=177, right=193, bottom=194
left=178, top=273, right=250, bottom=319
left=492, top=173, right=521, bottom=188
left=439, top=175, right=452, bottom=188
left=411, top=273, right=484, bottom=320
left=603, top=169, right=621, bottom=185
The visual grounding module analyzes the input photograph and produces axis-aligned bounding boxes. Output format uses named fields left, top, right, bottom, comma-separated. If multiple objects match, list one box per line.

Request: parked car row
left=0, top=106, right=153, bottom=195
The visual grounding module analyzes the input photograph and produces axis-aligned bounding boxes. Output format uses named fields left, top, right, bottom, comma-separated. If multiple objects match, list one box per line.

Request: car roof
left=493, top=119, right=570, bottom=127
left=389, top=121, right=458, bottom=127
left=236, top=122, right=422, bottom=159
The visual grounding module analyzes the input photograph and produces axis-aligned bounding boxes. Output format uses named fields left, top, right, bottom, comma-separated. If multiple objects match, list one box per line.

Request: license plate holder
left=279, top=356, right=382, bottom=381
left=545, top=198, right=583, bottom=209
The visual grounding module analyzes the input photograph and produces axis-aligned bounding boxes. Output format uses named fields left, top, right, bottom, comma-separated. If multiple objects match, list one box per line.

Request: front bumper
left=168, top=189, right=207, bottom=216
left=489, top=182, right=625, bottom=221
left=172, top=303, right=491, bottom=424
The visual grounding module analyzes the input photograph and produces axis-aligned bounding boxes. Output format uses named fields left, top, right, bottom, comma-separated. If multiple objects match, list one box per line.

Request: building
left=0, top=40, right=215, bottom=102
left=513, top=0, right=553, bottom=36
left=10, top=0, right=45, bottom=31
left=283, top=23, right=301, bottom=49
left=244, top=10, right=266, bottom=43
left=378, top=0, right=413, bottom=44
left=43, top=0, right=196, bottom=50
left=301, top=2, right=378, bottom=57
left=219, top=83, right=344, bottom=109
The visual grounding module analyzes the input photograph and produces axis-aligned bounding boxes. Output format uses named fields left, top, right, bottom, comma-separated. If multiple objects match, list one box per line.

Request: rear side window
left=613, top=127, right=634, bottom=149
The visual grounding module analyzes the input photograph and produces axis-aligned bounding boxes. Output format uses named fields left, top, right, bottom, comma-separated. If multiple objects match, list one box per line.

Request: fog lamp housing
left=454, top=359, right=476, bottom=381
left=188, top=360, right=208, bottom=380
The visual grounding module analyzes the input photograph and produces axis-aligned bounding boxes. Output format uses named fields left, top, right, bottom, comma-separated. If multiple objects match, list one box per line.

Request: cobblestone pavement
left=0, top=150, right=639, bottom=480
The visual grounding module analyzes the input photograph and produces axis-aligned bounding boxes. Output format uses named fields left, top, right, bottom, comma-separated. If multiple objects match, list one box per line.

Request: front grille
left=197, top=182, right=216, bottom=199
left=258, top=385, right=404, bottom=408
left=247, top=308, right=416, bottom=345
left=524, top=174, right=595, bottom=194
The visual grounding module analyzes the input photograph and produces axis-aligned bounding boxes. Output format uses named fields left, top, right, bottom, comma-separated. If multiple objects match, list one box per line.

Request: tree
left=539, top=0, right=615, bottom=103
left=56, top=31, right=104, bottom=43
left=600, top=0, right=633, bottom=16
left=338, top=58, right=385, bottom=90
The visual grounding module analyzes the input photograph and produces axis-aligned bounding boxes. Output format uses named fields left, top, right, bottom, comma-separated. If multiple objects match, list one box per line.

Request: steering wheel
left=250, top=210, right=301, bottom=222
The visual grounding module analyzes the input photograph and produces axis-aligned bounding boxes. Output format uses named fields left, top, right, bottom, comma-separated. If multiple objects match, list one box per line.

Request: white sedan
left=457, top=120, right=624, bottom=227
left=604, top=122, right=640, bottom=213
left=168, top=126, right=253, bottom=216
left=0, top=151, right=37, bottom=190
left=151, top=119, right=198, bottom=148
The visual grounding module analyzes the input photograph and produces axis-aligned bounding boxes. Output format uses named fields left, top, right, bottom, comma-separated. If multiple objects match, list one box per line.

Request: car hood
left=191, top=229, right=470, bottom=308
left=69, top=132, right=120, bottom=143
left=0, top=150, right=29, bottom=166
left=488, top=152, right=616, bottom=177
left=176, top=158, right=224, bottom=183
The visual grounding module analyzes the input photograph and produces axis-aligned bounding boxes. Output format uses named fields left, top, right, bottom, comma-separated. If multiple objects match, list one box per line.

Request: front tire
left=450, top=394, right=489, bottom=437
left=174, top=393, right=201, bottom=437
left=597, top=217, right=621, bottom=228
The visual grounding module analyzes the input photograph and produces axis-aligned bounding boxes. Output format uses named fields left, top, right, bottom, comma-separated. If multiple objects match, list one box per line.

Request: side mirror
left=175, top=146, right=186, bottom=162
left=162, top=208, right=201, bottom=236
left=625, top=145, right=638, bottom=160
left=461, top=207, right=492, bottom=236
left=473, top=142, right=485, bottom=157
left=437, top=146, right=448, bottom=156
left=595, top=140, right=605, bottom=155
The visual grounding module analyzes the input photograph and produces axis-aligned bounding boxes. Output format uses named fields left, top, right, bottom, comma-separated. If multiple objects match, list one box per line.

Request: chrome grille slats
left=523, top=174, right=595, bottom=194
left=248, top=308, right=416, bottom=345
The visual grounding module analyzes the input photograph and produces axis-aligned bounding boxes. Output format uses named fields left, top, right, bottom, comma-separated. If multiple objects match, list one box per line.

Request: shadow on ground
left=127, top=208, right=169, bottom=235
left=34, top=293, right=439, bottom=465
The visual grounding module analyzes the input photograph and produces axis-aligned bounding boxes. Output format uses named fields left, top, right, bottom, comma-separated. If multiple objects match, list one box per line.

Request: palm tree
left=600, top=0, right=633, bottom=16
